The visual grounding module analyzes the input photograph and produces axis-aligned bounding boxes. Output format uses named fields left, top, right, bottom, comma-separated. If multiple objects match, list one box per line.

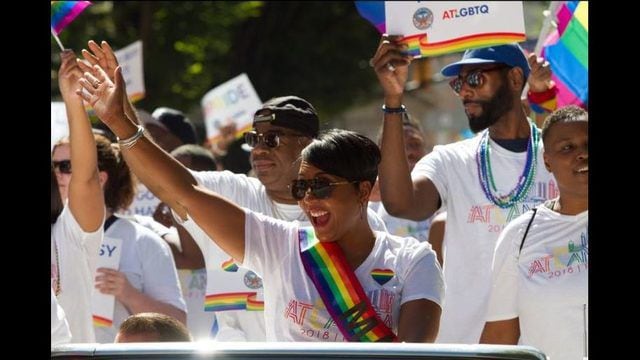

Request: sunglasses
left=243, top=131, right=306, bottom=149
left=290, top=178, right=358, bottom=201
left=53, top=159, right=72, bottom=174
left=448, top=65, right=509, bottom=95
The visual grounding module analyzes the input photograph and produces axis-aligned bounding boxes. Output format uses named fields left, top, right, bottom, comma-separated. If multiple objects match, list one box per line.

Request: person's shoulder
left=430, top=135, right=480, bottom=158
left=378, top=231, right=431, bottom=258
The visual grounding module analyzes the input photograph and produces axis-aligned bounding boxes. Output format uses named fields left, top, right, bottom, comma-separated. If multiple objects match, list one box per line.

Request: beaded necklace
left=476, top=121, right=539, bottom=209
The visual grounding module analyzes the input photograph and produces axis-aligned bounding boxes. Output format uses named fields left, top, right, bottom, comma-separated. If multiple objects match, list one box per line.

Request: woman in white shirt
left=480, top=105, right=588, bottom=360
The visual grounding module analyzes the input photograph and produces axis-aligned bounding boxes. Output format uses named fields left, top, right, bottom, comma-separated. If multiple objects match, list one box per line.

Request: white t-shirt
left=486, top=204, right=588, bottom=360
left=51, top=204, right=103, bottom=343
left=51, top=288, right=72, bottom=347
left=373, top=201, right=432, bottom=242
left=178, top=170, right=388, bottom=341
left=242, top=210, right=444, bottom=341
left=94, top=217, right=186, bottom=343
left=412, top=132, right=556, bottom=344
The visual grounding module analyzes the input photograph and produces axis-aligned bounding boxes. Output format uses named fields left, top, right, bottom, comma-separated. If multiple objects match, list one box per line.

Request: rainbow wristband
left=527, top=85, right=557, bottom=114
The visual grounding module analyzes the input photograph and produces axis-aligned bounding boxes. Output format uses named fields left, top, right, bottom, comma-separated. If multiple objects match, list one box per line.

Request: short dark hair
left=117, top=312, right=192, bottom=342
left=541, top=105, right=588, bottom=145
left=170, top=144, right=218, bottom=171
left=302, top=129, right=380, bottom=186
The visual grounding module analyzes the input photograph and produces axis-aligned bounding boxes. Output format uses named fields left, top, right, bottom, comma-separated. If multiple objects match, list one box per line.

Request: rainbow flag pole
left=51, top=27, right=65, bottom=51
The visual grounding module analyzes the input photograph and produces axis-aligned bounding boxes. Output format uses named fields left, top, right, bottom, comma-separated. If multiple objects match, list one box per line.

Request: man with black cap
left=143, top=107, right=197, bottom=152
left=370, top=39, right=556, bottom=344
left=89, top=88, right=387, bottom=341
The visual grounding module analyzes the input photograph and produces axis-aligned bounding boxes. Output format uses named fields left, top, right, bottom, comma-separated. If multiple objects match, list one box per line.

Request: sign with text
left=201, top=73, right=262, bottom=142
left=91, top=235, right=123, bottom=328
left=386, top=1, right=525, bottom=56
left=114, top=40, right=146, bottom=102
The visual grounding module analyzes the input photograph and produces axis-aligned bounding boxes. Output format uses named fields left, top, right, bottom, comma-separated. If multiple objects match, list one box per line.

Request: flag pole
left=51, top=28, right=65, bottom=51
left=534, top=1, right=563, bottom=55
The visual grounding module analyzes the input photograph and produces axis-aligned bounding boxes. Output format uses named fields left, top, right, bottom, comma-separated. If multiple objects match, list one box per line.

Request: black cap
left=253, top=96, right=319, bottom=138
left=151, top=107, right=197, bottom=145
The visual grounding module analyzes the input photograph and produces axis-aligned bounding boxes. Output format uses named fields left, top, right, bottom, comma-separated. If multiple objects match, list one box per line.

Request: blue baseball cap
left=440, top=43, right=530, bottom=80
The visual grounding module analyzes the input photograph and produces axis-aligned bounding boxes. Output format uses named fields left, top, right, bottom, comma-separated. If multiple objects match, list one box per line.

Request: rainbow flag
left=541, top=1, right=588, bottom=108
left=354, top=1, right=385, bottom=34
left=204, top=292, right=263, bottom=311
left=51, top=1, right=92, bottom=35
left=92, top=314, right=113, bottom=328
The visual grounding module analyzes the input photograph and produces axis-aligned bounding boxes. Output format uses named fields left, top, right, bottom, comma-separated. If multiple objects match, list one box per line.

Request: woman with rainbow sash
left=77, top=62, right=445, bottom=342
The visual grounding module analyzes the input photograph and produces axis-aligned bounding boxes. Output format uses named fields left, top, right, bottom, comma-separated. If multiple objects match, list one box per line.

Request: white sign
left=201, top=73, right=262, bottom=142
left=51, top=102, right=68, bottom=152
left=114, top=40, right=146, bottom=102
left=91, top=235, right=124, bottom=328
left=385, top=1, right=525, bottom=56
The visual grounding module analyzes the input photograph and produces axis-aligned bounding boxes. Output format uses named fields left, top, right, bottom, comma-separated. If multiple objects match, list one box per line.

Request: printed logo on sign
left=442, top=5, right=490, bottom=20
left=413, top=7, right=434, bottom=30
left=243, top=270, right=263, bottom=289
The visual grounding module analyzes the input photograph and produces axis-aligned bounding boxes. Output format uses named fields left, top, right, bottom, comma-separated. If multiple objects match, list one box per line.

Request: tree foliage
left=51, top=1, right=380, bottom=124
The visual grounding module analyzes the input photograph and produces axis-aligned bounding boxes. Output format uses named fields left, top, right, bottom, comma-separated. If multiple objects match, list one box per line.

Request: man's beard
left=465, top=79, right=513, bottom=133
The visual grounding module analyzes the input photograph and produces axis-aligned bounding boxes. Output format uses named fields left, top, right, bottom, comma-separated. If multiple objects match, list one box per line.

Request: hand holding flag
left=51, top=1, right=92, bottom=51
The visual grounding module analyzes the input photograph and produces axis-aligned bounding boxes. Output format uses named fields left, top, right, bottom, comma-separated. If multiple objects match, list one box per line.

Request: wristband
left=382, top=104, right=406, bottom=114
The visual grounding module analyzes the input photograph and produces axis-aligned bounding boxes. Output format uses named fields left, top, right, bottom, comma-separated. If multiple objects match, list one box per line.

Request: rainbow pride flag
left=51, top=1, right=92, bottom=35
left=355, top=1, right=386, bottom=33
left=92, top=314, right=113, bottom=328
left=541, top=1, right=588, bottom=108
left=204, top=292, right=264, bottom=311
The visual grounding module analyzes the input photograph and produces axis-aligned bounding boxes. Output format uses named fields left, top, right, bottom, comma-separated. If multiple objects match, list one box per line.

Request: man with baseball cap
left=370, top=40, right=556, bottom=344
left=115, top=95, right=388, bottom=341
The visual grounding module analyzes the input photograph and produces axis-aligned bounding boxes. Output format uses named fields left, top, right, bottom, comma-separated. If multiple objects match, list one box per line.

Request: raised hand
left=76, top=64, right=126, bottom=127
left=78, top=40, right=120, bottom=83
left=58, top=50, right=84, bottom=100
left=527, top=53, right=554, bottom=93
left=370, top=34, right=413, bottom=100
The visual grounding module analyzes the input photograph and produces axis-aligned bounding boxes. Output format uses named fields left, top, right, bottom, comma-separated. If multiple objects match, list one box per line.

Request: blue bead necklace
left=476, top=122, right=539, bottom=209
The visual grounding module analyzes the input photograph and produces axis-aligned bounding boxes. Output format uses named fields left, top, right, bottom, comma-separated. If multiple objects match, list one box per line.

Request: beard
left=465, top=79, right=513, bottom=133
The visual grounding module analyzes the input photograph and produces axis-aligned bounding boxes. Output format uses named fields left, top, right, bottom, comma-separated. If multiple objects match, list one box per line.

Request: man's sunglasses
left=53, top=160, right=72, bottom=174
left=243, top=131, right=306, bottom=149
left=448, top=65, right=509, bottom=95
left=290, top=178, right=358, bottom=201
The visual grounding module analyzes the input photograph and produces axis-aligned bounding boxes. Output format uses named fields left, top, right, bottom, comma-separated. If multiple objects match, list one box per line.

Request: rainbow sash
left=298, top=227, right=397, bottom=342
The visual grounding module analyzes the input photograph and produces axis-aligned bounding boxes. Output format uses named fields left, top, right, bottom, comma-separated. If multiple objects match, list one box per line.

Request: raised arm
left=77, top=63, right=246, bottom=262
left=58, top=50, right=105, bottom=231
left=370, top=35, right=441, bottom=221
left=78, top=40, right=139, bottom=124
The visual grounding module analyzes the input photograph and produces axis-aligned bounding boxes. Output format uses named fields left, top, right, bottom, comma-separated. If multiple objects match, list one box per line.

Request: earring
left=359, top=202, right=366, bottom=220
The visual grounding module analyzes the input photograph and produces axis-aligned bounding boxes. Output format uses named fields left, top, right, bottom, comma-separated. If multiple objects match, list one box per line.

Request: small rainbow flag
left=541, top=1, right=588, bottom=108
left=371, top=269, right=394, bottom=286
left=299, top=227, right=397, bottom=342
left=204, top=292, right=263, bottom=312
left=354, top=1, right=385, bottom=34
left=92, top=314, right=113, bottom=328
left=221, top=258, right=239, bottom=272
left=51, top=1, right=92, bottom=35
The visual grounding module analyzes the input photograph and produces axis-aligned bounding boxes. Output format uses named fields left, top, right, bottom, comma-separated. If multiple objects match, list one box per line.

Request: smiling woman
left=481, top=105, right=588, bottom=360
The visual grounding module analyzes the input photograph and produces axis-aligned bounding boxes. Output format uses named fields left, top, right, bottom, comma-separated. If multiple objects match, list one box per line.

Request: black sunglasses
left=290, top=178, right=358, bottom=201
left=448, top=65, right=509, bottom=95
left=243, top=131, right=306, bottom=149
left=53, top=160, right=72, bottom=174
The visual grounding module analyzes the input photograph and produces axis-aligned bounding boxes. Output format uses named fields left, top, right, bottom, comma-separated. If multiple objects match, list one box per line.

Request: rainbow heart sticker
left=221, top=258, right=239, bottom=272
left=371, top=268, right=394, bottom=286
